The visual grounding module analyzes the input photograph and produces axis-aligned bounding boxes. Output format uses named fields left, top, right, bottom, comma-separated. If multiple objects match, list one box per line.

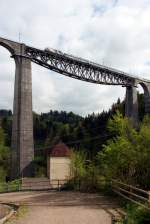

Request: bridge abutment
left=11, top=48, right=34, bottom=179
left=125, top=85, right=138, bottom=125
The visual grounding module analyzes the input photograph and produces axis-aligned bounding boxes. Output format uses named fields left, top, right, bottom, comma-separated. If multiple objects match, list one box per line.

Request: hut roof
left=49, top=142, right=70, bottom=157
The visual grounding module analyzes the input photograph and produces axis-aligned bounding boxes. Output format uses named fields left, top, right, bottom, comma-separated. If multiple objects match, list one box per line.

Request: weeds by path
left=5, top=206, right=28, bottom=224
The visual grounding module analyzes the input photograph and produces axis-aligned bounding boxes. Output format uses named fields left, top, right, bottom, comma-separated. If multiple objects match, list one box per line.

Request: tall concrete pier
left=11, top=48, right=34, bottom=179
left=125, top=82, right=150, bottom=124
left=125, top=85, right=138, bottom=125
left=0, top=38, right=34, bottom=179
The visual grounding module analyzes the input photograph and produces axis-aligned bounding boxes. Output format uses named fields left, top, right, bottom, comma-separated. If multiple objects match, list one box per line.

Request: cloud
left=0, top=0, right=150, bottom=116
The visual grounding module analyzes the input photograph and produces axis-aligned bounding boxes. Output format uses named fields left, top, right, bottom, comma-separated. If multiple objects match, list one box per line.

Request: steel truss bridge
left=25, top=46, right=150, bottom=87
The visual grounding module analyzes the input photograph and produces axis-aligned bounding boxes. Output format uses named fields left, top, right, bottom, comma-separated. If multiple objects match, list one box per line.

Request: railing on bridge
left=112, top=179, right=150, bottom=209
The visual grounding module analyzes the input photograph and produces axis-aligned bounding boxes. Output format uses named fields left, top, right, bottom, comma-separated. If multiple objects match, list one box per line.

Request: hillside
left=0, top=93, right=144, bottom=158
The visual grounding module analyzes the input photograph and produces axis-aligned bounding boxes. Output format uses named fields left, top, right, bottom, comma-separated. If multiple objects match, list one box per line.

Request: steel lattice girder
left=25, top=46, right=136, bottom=86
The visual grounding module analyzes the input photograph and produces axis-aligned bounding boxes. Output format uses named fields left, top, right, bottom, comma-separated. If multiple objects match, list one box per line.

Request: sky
left=0, top=0, right=150, bottom=116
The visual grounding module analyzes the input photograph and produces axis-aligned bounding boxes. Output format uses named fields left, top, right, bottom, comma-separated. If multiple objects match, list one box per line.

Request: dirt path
left=0, top=191, right=120, bottom=224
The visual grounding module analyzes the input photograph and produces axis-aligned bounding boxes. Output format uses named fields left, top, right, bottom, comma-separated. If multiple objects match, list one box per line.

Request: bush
left=123, top=204, right=150, bottom=224
left=69, top=149, right=111, bottom=192
left=33, top=156, right=46, bottom=177
left=97, top=113, right=150, bottom=189
left=0, top=179, right=21, bottom=193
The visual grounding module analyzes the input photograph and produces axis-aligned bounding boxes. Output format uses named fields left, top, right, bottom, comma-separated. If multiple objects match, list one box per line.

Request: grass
left=5, top=206, right=28, bottom=224
left=0, top=179, right=21, bottom=193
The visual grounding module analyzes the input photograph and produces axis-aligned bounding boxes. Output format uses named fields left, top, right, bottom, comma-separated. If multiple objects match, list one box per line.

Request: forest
left=0, top=93, right=145, bottom=178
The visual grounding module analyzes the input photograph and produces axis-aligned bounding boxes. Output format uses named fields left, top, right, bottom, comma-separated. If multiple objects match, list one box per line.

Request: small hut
left=47, top=142, right=71, bottom=187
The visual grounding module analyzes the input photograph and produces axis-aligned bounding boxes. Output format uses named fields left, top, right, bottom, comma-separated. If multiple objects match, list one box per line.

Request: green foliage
left=123, top=204, right=150, bottom=224
left=33, top=156, right=46, bottom=177
left=7, top=179, right=21, bottom=191
left=107, top=111, right=131, bottom=135
left=70, top=149, right=109, bottom=192
left=0, top=128, right=10, bottom=181
left=70, top=149, right=87, bottom=178
left=97, top=112, right=150, bottom=189
left=138, top=93, right=145, bottom=121
left=0, top=127, right=5, bottom=145
left=0, top=179, right=21, bottom=193
left=0, top=167, right=7, bottom=182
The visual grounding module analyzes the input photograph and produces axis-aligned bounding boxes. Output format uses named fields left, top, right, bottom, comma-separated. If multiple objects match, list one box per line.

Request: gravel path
left=0, top=191, right=120, bottom=224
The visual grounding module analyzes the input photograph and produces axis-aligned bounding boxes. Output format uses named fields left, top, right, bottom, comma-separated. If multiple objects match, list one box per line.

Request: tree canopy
left=97, top=112, right=150, bottom=189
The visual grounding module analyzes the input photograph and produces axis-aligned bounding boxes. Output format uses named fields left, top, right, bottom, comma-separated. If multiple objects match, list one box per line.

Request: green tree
left=70, top=149, right=86, bottom=178
left=0, top=128, right=10, bottom=181
left=97, top=112, right=150, bottom=189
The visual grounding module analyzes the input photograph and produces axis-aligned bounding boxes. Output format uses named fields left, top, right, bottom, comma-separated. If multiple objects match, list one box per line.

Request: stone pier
left=11, top=53, right=34, bottom=178
left=0, top=38, right=34, bottom=179
left=125, top=85, right=138, bottom=125
left=11, top=46, right=34, bottom=179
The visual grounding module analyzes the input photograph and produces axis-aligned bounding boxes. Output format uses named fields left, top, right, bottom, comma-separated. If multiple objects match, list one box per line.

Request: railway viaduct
left=0, top=37, right=150, bottom=179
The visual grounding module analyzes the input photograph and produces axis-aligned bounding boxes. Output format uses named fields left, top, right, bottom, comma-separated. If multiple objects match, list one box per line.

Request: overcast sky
left=0, top=0, right=150, bottom=116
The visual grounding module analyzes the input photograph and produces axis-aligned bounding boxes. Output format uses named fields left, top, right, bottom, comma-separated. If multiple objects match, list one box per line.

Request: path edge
left=0, top=204, right=15, bottom=224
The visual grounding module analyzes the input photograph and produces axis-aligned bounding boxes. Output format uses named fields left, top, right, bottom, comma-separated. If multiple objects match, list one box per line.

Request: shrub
left=124, top=204, right=150, bottom=224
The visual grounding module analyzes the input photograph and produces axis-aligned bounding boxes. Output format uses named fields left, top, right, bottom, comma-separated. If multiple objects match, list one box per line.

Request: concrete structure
left=47, top=143, right=71, bottom=187
left=0, top=36, right=150, bottom=179
left=0, top=37, right=34, bottom=179
left=125, top=85, right=139, bottom=125
left=125, top=81, right=150, bottom=124
left=140, top=82, right=150, bottom=115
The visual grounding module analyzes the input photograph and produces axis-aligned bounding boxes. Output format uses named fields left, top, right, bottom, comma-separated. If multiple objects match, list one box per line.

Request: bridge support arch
left=0, top=38, right=34, bottom=179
